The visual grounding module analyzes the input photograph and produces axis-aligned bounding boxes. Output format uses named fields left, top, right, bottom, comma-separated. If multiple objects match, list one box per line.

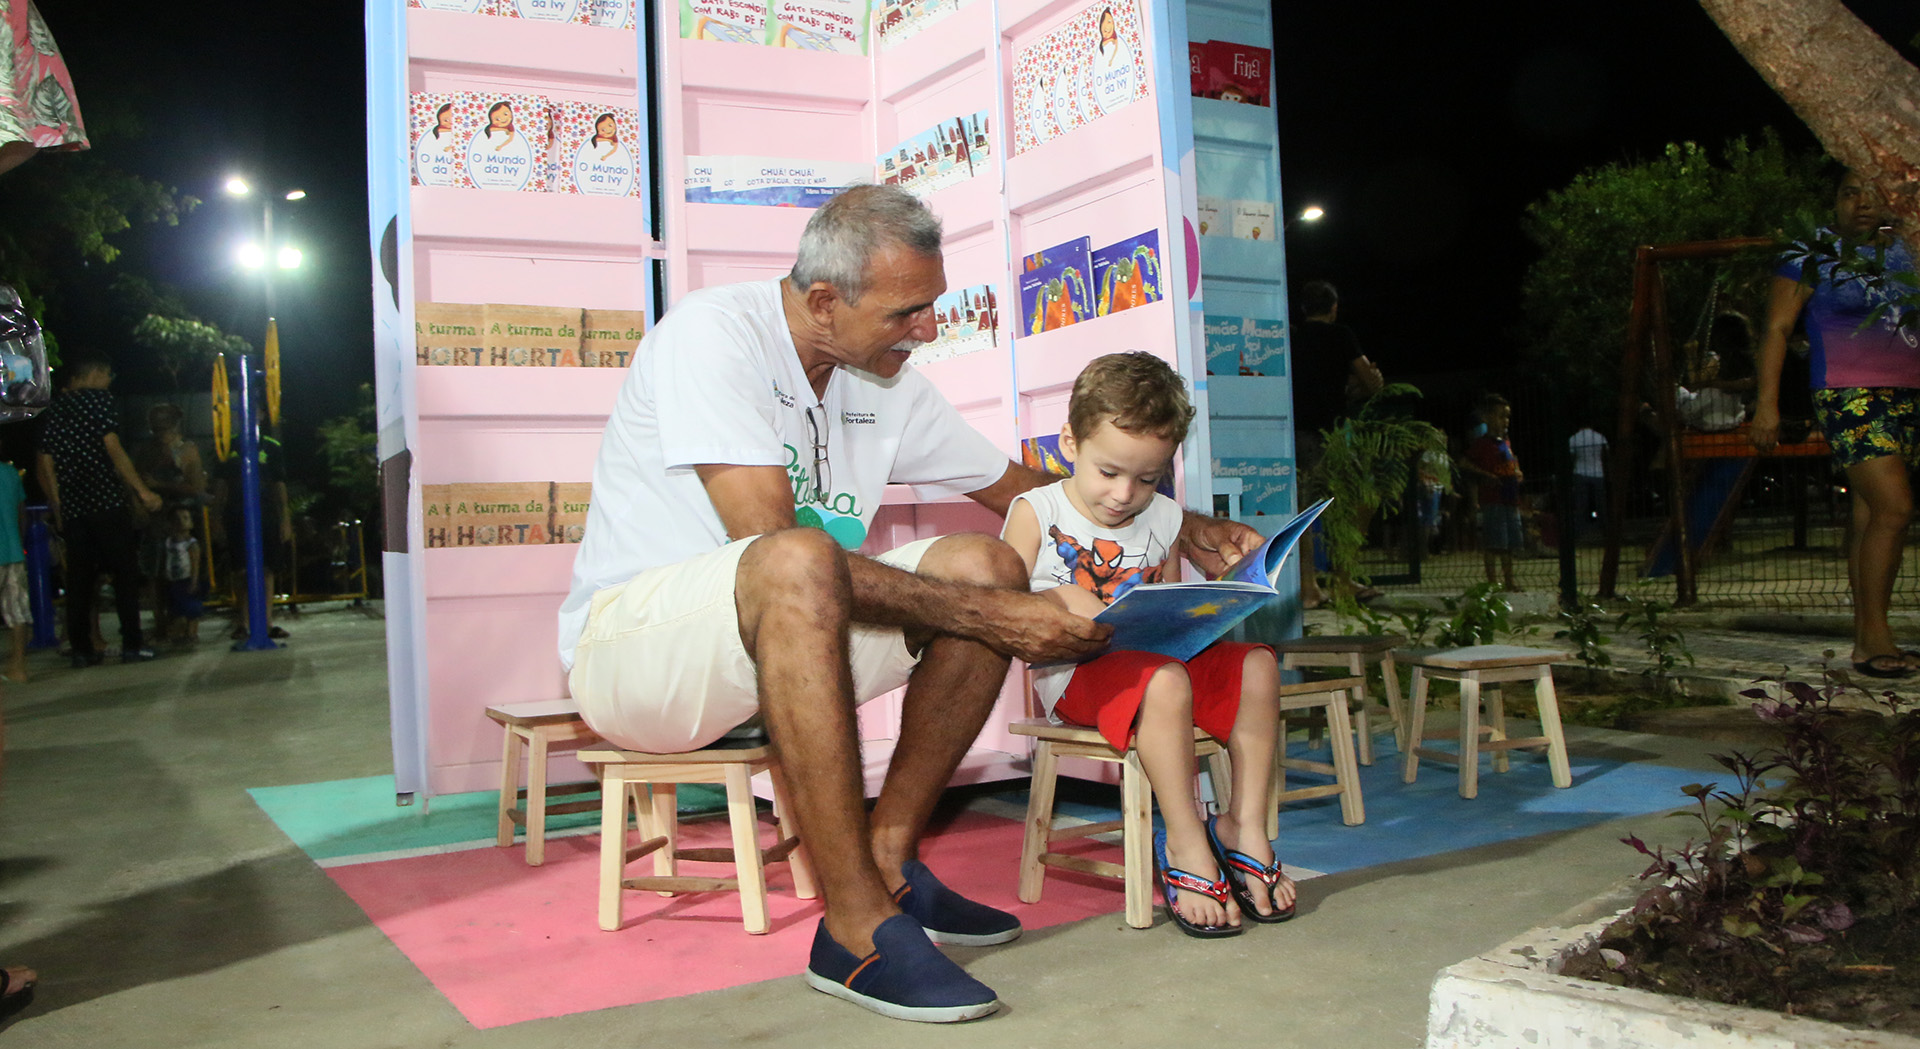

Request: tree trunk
left=1698, top=0, right=1920, bottom=253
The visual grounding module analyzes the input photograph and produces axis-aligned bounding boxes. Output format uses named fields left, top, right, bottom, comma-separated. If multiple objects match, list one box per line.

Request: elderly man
left=559, top=185, right=1258, bottom=1022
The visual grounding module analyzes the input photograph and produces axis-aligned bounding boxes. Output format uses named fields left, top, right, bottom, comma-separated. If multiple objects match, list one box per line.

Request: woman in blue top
left=1752, top=171, right=1917, bottom=678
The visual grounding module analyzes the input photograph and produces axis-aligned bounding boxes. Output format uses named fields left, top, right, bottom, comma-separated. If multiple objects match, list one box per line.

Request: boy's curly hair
left=1067, top=351, right=1194, bottom=445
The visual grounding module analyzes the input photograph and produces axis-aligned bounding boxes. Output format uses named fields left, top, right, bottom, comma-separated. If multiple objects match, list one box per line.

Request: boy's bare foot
left=1214, top=816, right=1295, bottom=918
left=1162, top=826, right=1237, bottom=929
left=3, top=666, right=25, bottom=684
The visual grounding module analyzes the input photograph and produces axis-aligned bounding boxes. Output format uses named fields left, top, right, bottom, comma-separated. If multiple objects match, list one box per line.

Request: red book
left=1189, top=41, right=1208, bottom=97
left=1204, top=40, right=1272, bottom=106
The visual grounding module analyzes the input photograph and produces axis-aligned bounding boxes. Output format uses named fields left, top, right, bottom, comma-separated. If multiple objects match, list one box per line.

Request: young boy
left=1001, top=352, right=1294, bottom=937
left=162, top=508, right=202, bottom=644
left=1462, top=393, right=1523, bottom=591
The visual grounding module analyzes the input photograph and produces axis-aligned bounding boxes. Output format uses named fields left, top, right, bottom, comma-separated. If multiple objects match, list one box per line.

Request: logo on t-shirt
left=771, top=380, right=796, bottom=409
left=784, top=442, right=867, bottom=550
left=841, top=410, right=877, bottom=425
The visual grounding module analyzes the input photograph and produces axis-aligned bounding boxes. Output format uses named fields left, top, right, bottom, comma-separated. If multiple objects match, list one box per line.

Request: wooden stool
left=1266, top=676, right=1368, bottom=839
left=1400, top=645, right=1572, bottom=799
left=579, top=741, right=815, bottom=935
left=1010, top=720, right=1232, bottom=930
left=1273, top=635, right=1407, bottom=765
left=485, top=700, right=603, bottom=866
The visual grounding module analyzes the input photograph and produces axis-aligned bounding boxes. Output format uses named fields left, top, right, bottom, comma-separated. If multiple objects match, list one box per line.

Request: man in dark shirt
left=1290, top=280, right=1383, bottom=436
left=35, top=351, right=162, bottom=666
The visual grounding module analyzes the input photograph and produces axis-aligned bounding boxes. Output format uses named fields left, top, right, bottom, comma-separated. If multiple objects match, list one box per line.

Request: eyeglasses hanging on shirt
left=804, top=405, right=831, bottom=499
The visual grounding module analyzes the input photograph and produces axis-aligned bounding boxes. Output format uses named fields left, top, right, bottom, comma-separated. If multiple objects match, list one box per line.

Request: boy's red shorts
left=1053, top=642, right=1273, bottom=752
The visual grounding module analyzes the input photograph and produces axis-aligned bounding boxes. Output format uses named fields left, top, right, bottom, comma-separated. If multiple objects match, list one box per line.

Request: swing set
left=1600, top=236, right=1834, bottom=605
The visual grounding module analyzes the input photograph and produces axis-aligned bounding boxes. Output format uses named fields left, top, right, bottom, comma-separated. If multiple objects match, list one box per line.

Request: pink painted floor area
left=325, top=809, right=1131, bottom=1029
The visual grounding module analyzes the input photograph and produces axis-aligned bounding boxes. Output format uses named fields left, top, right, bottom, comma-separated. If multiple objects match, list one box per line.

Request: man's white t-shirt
left=1568, top=428, right=1608, bottom=478
left=557, top=279, right=1010, bottom=668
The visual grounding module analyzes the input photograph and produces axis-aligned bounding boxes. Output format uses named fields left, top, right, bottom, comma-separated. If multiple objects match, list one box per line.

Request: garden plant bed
left=1431, top=672, right=1920, bottom=1048
left=1427, top=884, right=1920, bottom=1048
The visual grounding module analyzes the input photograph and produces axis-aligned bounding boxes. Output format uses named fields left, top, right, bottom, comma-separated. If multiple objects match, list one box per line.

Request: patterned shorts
left=0, top=562, right=29, bottom=628
left=1811, top=387, right=1920, bottom=470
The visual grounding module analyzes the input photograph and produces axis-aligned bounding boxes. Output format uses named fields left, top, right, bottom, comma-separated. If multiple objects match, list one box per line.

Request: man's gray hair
left=789, top=184, right=943, bottom=304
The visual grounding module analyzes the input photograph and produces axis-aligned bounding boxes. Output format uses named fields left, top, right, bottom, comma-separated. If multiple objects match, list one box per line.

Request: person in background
left=162, top=507, right=201, bottom=644
left=35, top=351, right=162, bottom=666
left=1751, top=170, right=1917, bottom=680
left=134, top=403, right=206, bottom=646
left=1461, top=393, right=1523, bottom=592
left=1, top=0, right=89, bottom=1006
left=1567, top=423, right=1608, bottom=539
left=0, top=461, right=27, bottom=682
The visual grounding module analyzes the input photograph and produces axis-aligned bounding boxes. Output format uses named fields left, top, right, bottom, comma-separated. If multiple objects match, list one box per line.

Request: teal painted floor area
left=249, top=775, right=725, bottom=863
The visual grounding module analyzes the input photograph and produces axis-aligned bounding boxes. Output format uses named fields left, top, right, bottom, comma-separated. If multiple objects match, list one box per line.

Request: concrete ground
left=0, top=604, right=1874, bottom=1048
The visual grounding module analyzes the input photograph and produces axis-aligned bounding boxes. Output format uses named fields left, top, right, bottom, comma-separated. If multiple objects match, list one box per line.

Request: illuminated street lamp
left=221, top=175, right=306, bottom=652
left=1286, top=204, right=1327, bottom=232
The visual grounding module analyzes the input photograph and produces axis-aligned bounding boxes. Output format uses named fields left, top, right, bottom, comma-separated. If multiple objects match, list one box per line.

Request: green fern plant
left=1306, top=382, right=1450, bottom=614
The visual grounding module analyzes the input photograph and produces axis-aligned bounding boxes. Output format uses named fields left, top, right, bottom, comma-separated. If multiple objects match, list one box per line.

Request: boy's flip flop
left=1206, top=816, right=1295, bottom=924
left=1153, top=827, right=1241, bottom=939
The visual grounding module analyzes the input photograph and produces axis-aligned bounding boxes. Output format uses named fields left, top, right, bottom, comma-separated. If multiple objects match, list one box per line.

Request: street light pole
left=225, top=176, right=302, bottom=652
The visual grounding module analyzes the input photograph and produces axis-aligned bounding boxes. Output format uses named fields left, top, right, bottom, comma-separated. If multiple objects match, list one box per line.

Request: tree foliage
left=1518, top=132, right=1830, bottom=418
left=0, top=143, right=194, bottom=330
left=132, top=314, right=250, bottom=391
left=315, top=383, right=378, bottom=526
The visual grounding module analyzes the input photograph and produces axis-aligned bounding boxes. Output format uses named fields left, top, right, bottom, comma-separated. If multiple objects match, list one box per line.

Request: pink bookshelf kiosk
left=365, top=0, right=1295, bottom=803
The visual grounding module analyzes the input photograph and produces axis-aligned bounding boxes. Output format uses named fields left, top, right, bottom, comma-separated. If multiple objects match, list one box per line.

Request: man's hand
left=1177, top=512, right=1263, bottom=578
left=975, top=588, right=1111, bottom=664
left=136, top=489, right=162, bottom=513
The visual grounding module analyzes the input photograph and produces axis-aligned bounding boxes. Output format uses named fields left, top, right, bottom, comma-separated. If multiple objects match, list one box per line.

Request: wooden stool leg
left=597, top=766, right=629, bottom=931
left=526, top=729, right=552, bottom=866
left=771, top=765, right=817, bottom=900
left=1325, top=690, right=1365, bottom=826
left=1121, top=750, right=1154, bottom=930
left=1349, top=653, right=1374, bottom=766
left=1380, top=651, right=1406, bottom=754
left=1205, top=747, right=1233, bottom=817
left=496, top=724, right=522, bottom=849
left=653, top=784, right=680, bottom=885
left=1018, top=740, right=1060, bottom=904
left=1403, top=669, right=1430, bottom=783
left=1536, top=669, right=1573, bottom=788
left=1459, top=673, right=1482, bottom=800
left=1487, top=685, right=1509, bottom=774
left=725, top=763, right=771, bottom=935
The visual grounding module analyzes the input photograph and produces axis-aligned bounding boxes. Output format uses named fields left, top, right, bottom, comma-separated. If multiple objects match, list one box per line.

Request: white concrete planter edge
left=1425, top=881, right=1920, bottom=1049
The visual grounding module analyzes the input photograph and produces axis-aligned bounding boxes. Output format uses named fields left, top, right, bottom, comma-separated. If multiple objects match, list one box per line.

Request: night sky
left=29, top=0, right=1920, bottom=455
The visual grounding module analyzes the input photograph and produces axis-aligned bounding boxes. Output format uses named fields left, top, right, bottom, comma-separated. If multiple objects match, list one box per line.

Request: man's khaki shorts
left=568, top=535, right=941, bottom=753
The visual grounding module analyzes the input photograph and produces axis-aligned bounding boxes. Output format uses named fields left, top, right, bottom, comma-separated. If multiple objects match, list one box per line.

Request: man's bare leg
left=735, top=528, right=895, bottom=955
left=864, top=534, right=1025, bottom=885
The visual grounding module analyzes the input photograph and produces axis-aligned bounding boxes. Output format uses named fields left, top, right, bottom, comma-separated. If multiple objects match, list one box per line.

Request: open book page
left=1033, top=498, right=1330, bottom=665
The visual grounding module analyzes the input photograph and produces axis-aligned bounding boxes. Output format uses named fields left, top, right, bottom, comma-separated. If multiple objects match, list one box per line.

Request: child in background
left=163, top=508, right=201, bottom=644
left=0, top=463, right=27, bottom=682
left=1002, top=351, right=1294, bottom=938
left=1462, top=393, right=1523, bottom=591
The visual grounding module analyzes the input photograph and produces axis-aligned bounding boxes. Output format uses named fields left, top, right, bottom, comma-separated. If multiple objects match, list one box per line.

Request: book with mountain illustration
left=1039, top=497, right=1329, bottom=666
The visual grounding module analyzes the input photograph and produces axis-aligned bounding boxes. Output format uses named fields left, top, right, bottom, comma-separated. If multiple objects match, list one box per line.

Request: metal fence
left=1352, top=352, right=1903, bottom=612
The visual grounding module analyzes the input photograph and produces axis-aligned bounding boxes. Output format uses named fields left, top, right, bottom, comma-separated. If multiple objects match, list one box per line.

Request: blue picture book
left=1037, top=497, right=1330, bottom=666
